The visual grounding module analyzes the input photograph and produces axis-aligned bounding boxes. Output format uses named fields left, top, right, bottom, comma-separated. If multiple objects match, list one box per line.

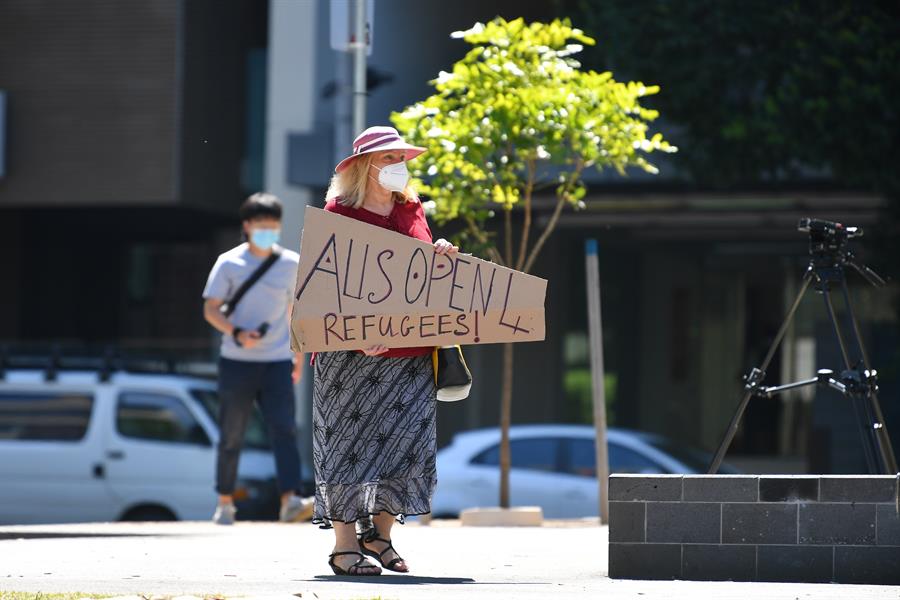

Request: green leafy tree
left=392, top=17, right=674, bottom=508
left=557, top=0, right=900, bottom=196
left=558, top=0, right=900, bottom=366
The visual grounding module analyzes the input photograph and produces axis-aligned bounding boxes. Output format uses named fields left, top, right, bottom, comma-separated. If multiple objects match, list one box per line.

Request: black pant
left=216, top=357, right=302, bottom=495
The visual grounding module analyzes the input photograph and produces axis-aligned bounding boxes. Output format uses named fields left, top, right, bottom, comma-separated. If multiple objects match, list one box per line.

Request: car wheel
left=120, top=505, right=177, bottom=522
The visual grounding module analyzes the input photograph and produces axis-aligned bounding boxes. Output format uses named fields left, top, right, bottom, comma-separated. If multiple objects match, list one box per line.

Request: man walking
left=202, top=192, right=313, bottom=524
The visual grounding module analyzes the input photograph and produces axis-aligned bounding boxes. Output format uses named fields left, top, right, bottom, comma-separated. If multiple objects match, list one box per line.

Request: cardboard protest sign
left=290, top=206, right=547, bottom=352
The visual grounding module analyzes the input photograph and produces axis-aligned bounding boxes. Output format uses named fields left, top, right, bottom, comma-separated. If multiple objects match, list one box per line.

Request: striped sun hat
left=335, top=126, right=426, bottom=173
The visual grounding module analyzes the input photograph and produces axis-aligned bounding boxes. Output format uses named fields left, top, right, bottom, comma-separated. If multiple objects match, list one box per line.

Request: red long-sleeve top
left=322, top=196, right=435, bottom=358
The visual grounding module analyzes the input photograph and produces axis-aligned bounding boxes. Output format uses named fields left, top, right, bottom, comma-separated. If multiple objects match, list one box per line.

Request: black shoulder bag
left=432, top=345, right=473, bottom=402
left=220, top=251, right=281, bottom=317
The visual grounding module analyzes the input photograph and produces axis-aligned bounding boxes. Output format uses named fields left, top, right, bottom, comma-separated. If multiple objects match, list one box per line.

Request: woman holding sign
left=314, top=126, right=457, bottom=576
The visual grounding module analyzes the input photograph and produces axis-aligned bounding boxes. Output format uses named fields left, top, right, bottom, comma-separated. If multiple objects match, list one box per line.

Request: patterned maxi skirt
left=312, top=350, right=437, bottom=526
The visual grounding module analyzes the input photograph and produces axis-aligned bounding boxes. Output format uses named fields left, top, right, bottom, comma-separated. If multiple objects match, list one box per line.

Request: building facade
left=1, top=0, right=896, bottom=474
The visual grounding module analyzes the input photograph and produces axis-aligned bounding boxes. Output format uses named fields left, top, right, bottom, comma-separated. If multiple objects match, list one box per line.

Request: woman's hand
left=362, top=344, right=389, bottom=356
left=433, top=238, right=458, bottom=255
left=291, top=353, right=304, bottom=384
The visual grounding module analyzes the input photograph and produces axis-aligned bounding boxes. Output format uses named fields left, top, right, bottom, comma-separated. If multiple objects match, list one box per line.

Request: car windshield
left=640, top=435, right=740, bottom=474
left=190, top=388, right=271, bottom=451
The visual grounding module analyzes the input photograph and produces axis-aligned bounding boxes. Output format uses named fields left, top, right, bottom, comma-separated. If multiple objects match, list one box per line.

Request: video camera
left=797, top=218, right=862, bottom=258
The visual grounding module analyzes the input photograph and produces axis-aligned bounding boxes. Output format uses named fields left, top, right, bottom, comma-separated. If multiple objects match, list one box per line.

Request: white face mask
left=372, top=161, right=410, bottom=193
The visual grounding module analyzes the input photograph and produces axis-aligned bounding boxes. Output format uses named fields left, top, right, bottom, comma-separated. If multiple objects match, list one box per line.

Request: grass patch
left=0, top=594, right=114, bottom=600
left=0, top=595, right=391, bottom=600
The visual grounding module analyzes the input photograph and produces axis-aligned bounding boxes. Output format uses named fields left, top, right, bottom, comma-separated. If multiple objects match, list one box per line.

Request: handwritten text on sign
left=289, top=207, right=547, bottom=352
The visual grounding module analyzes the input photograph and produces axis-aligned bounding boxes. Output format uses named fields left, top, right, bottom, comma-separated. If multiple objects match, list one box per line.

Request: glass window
left=565, top=438, right=598, bottom=478
left=641, top=435, right=739, bottom=473
left=0, top=392, right=93, bottom=441
left=190, top=388, right=270, bottom=450
left=471, top=443, right=499, bottom=466
left=117, top=392, right=210, bottom=446
left=608, top=442, right=664, bottom=474
left=563, top=439, right=665, bottom=476
left=471, top=437, right=562, bottom=473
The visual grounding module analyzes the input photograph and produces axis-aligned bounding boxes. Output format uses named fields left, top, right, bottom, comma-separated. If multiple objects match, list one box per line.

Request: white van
left=0, top=368, right=278, bottom=524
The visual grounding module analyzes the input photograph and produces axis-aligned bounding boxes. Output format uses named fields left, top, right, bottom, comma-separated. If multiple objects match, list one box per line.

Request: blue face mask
left=250, top=228, right=280, bottom=250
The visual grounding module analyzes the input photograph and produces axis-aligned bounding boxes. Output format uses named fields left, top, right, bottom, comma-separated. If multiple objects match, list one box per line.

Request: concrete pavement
left=1, top=520, right=898, bottom=599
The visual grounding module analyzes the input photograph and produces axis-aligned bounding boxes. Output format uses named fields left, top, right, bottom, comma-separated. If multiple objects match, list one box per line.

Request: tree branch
left=523, top=163, right=584, bottom=273
left=504, top=205, right=513, bottom=267
left=523, top=194, right=566, bottom=274
left=465, top=215, right=504, bottom=265
left=515, top=159, right=536, bottom=272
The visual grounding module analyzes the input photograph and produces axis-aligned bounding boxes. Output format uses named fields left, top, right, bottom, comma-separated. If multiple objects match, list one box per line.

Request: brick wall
left=609, top=474, right=900, bottom=584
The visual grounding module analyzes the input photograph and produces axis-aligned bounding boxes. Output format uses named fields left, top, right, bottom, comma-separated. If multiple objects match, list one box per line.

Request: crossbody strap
left=221, top=251, right=281, bottom=317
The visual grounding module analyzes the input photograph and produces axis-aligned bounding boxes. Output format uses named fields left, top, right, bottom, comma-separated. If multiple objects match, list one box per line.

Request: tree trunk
left=499, top=341, right=514, bottom=508
left=499, top=205, right=515, bottom=510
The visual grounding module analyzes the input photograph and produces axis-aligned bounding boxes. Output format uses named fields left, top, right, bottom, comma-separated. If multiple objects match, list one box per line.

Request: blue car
left=432, top=424, right=739, bottom=518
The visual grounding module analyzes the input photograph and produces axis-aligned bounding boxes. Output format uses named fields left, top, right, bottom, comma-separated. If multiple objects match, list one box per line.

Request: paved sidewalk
left=1, top=520, right=898, bottom=599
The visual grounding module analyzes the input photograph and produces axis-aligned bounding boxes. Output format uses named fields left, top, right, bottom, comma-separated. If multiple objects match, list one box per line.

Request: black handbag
left=432, top=345, right=472, bottom=402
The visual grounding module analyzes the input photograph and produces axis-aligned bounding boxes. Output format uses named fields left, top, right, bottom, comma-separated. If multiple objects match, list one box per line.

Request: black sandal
left=328, top=550, right=381, bottom=576
left=359, top=529, right=408, bottom=572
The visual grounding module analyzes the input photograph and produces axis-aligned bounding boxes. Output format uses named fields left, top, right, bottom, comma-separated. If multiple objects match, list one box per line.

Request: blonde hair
left=326, top=152, right=417, bottom=209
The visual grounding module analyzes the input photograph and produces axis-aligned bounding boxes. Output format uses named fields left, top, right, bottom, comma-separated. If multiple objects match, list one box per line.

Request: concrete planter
left=609, top=474, right=900, bottom=584
left=460, top=506, right=544, bottom=526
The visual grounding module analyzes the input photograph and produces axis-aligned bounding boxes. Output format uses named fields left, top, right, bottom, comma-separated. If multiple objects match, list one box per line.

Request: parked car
left=431, top=424, right=739, bottom=518
left=0, top=367, right=282, bottom=524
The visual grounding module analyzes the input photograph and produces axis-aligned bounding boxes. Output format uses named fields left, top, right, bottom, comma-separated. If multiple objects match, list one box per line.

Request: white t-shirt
left=202, top=243, right=299, bottom=362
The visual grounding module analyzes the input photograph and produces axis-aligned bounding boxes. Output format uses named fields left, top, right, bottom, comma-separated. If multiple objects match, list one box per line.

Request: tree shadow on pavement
left=306, top=575, right=556, bottom=585
left=308, top=575, right=478, bottom=584
left=0, top=531, right=180, bottom=541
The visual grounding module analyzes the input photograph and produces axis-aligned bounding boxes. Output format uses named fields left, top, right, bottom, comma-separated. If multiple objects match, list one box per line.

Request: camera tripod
left=708, top=219, right=898, bottom=475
